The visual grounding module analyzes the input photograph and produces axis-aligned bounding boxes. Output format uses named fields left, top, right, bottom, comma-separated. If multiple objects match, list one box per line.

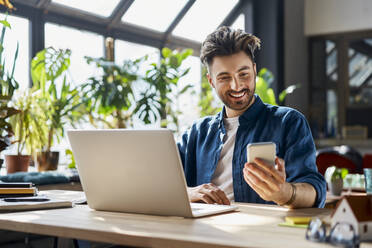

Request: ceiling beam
left=350, top=40, right=372, bottom=58
left=11, top=0, right=38, bottom=8
left=9, top=0, right=201, bottom=55
left=165, top=35, right=201, bottom=56
left=164, top=0, right=195, bottom=38
left=42, top=2, right=200, bottom=51
left=36, top=0, right=51, bottom=9
left=108, top=0, right=134, bottom=28
left=219, top=0, right=246, bottom=27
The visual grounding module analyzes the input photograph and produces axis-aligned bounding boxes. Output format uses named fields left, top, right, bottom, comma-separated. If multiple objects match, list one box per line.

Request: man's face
left=207, top=51, right=257, bottom=118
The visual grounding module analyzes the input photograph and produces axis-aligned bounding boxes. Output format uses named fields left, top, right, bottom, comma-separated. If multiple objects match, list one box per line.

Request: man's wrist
left=279, top=183, right=296, bottom=207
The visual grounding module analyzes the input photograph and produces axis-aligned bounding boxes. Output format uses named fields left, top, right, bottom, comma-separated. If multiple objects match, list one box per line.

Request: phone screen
left=247, top=142, right=276, bottom=166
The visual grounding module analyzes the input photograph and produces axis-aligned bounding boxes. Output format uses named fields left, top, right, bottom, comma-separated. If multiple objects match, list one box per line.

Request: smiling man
left=177, top=26, right=326, bottom=208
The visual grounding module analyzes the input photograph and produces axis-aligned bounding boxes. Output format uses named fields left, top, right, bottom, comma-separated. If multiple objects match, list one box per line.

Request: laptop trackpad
left=190, top=203, right=238, bottom=217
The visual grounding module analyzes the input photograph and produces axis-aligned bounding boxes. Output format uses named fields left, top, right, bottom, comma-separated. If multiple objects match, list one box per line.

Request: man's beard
left=220, top=82, right=255, bottom=112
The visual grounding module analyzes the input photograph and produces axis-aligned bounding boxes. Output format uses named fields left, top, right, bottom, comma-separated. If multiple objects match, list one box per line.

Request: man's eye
left=239, top=73, right=249, bottom=78
left=219, top=77, right=230, bottom=81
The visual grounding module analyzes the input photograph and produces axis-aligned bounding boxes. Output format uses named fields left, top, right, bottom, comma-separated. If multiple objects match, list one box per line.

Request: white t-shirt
left=211, top=116, right=239, bottom=202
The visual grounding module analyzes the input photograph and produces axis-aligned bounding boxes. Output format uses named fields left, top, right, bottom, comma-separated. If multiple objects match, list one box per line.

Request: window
left=231, top=14, right=245, bottom=31
left=45, top=23, right=104, bottom=159
left=172, top=0, right=238, bottom=42
left=121, top=0, right=187, bottom=32
left=45, top=23, right=104, bottom=86
left=326, top=40, right=338, bottom=81
left=52, top=0, right=120, bottom=17
left=0, top=14, right=29, bottom=90
left=177, top=55, right=202, bottom=134
left=115, top=39, right=159, bottom=73
left=349, top=38, right=372, bottom=105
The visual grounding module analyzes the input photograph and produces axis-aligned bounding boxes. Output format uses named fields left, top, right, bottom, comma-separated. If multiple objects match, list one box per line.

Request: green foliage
left=256, top=68, right=277, bottom=105
left=31, top=47, right=84, bottom=151
left=81, top=56, right=141, bottom=128
left=81, top=48, right=192, bottom=130
left=65, top=149, right=76, bottom=169
left=9, top=90, right=49, bottom=155
left=138, top=48, right=193, bottom=129
left=0, top=15, right=20, bottom=153
left=198, top=67, right=222, bottom=117
left=256, top=68, right=299, bottom=105
left=325, top=166, right=349, bottom=182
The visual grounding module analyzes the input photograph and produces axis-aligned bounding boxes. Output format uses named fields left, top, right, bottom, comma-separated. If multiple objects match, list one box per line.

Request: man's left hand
left=243, top=157, right=292, bottom=205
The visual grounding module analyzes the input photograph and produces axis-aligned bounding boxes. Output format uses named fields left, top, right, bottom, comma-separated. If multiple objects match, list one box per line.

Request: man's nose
left=230, top=77, right=240, bottom=90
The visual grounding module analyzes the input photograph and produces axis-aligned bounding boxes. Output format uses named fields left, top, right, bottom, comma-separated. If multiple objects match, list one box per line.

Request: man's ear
left=253, top=63, right=257, bottom=75
left=207, top=73, right=215, bottom=89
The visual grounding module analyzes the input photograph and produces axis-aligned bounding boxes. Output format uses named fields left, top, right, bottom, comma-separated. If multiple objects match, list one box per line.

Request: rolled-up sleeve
left=282, top=110, right=327, bottom=208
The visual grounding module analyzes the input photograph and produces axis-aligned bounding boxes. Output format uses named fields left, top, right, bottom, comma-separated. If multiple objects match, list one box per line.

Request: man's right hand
left=187, top=183, right=230, bottom=205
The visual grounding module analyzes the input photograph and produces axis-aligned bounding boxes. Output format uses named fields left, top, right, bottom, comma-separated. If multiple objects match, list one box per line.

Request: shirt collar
left=239, top=94, right=265, bottom=124
left=216, top=94, right=265, bottom=128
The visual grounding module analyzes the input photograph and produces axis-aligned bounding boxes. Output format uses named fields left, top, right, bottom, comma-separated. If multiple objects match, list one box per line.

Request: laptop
left=67, top=129, right=238, bottom=218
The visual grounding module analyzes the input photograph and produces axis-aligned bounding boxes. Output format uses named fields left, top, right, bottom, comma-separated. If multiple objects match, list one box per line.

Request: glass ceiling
left=173, top=0, right=239, bottom=42
left=122, top=0, right=188, bottom=32
left=52, top=0, right=121, bottom=17
left=50, top=0, right=241, bottom=43
left=231, top=14, right=245, bottom=31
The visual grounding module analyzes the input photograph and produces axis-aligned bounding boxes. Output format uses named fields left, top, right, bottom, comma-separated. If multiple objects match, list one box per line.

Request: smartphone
left=247, top=142, right=276, bottom=166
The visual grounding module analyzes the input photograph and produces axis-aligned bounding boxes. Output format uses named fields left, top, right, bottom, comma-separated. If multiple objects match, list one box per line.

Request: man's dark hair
left=200, top=26, right=261, bottom=66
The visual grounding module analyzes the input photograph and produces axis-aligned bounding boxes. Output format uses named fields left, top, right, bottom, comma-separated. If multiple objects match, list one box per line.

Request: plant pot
left=5, top=155, right=31, bottom=174
left=328, top=178, right=343, bottom=196
left=37, top=151, right=59, bottom=172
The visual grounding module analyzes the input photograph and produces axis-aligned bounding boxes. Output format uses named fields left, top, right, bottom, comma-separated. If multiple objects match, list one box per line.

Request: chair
left=363, top=154, right=372, bottom=169
left=316, top=145, right=363, bottom=175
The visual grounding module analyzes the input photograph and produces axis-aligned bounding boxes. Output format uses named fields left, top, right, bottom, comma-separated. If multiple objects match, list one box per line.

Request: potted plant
left=31, top=47, right=85, bottom=171
left=325, top=166, right=349, bottom=196
left=81, top=56, right=141, bottom=128
left=0, top=12, right=21, bottom=171
left=137, top=47, right=193, bottom=130
left=81, top=47, right=193, bottom=131
left=7, top=89, right=49, bottom=173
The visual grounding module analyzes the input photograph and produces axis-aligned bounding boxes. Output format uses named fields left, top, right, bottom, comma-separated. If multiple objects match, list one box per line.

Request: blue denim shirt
left=177, top=95, right=326, bottom=207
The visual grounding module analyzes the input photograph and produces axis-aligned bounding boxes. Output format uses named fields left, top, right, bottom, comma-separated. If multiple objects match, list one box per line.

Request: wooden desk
left=0, top=191, right=370, bottom=248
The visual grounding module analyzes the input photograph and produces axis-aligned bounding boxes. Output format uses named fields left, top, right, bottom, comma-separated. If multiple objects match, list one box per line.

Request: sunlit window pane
left=115, top=39, right=160, bottom=128
left=52, top=0, right=120, bottom=17
left=177, top=55, right=201, bottom=134
left=45, top=23, right=104, bottom=86
left=0, top=14, right=29, bottom=90
left=173, top=0, right=238, bottom=42
left=115, top=39, right=159, bottom=68
left=231, top=14, right=245, bottom=30
left=122, top=0, right=187, bottom=32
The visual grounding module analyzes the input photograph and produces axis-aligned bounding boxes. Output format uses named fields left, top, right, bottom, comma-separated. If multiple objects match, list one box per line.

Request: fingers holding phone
left=244, top=142, right=288, bottom=204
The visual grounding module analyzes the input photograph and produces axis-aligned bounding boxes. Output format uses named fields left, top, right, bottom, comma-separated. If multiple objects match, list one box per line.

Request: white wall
left=305, top=0, right=372, bottom=36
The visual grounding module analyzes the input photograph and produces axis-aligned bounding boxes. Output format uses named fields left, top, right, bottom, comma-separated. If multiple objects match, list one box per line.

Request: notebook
left=67, top=129, right=238, bottom=218
left=0, top=196, right=73, bottom=212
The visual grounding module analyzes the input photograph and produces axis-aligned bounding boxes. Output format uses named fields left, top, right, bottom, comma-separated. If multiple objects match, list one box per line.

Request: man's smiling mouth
left=229, top=90, right=247, bottom=98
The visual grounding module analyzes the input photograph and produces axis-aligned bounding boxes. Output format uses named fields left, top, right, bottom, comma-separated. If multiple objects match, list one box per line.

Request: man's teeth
left=230, top=91, right=245, bottom=98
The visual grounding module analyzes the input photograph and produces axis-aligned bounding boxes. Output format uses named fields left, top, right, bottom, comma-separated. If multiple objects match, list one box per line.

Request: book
left=0, top=197, right=73, bottom=212
left=0, top=187, right=38, bottom=197
left=0, top=182, right=34, bottom=188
